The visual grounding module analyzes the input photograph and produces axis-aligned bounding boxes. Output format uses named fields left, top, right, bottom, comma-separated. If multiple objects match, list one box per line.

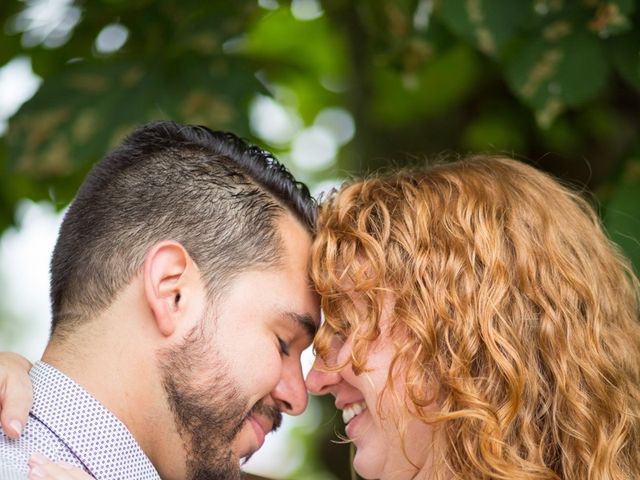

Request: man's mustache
left=250, top=401, right=283, bottom=433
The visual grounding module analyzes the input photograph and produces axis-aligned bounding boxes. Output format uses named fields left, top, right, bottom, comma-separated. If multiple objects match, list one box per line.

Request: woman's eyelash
left=277, top=337, right=290, bottom=356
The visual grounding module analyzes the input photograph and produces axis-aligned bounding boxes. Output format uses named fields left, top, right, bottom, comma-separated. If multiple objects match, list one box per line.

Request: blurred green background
left=1, top=1, right=639, bottom=479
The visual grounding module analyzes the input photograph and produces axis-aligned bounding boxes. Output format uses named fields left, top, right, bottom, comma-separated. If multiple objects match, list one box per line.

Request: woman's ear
left=143, top=241, right=195, bottom=337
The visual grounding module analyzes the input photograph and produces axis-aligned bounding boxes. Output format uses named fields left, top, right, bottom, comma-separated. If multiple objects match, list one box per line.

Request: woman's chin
left=352, top=448, right=383, bottom=480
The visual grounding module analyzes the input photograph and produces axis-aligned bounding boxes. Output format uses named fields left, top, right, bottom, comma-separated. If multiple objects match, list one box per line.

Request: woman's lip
left=345, top=409, right=366, bottom=438
left=249, top=415, right=266, bottom=450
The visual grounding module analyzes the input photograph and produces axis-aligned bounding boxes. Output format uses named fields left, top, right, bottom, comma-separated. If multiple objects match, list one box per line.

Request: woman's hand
left=0, top=352, right=33, bottom=438
left=28, top=454, right=94, bottom=479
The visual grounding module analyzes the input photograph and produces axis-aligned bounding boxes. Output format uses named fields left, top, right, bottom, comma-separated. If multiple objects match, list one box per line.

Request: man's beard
left=157, top=320, right=282, bottom=480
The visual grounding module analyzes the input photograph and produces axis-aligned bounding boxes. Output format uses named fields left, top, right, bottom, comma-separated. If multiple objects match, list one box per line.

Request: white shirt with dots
left=0, top=361, right=160, bottom=480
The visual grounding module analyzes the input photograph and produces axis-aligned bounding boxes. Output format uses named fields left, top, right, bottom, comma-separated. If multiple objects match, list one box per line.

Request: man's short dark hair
left=50, top=121, right=316, bottom=334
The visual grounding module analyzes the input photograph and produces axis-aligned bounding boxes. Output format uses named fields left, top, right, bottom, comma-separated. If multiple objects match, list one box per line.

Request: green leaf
left=372, top=43, right=481, bottom=124
left=242, top=5, right=346, bottom=124
left=437, top=0, right=531, bottom=56
left=0, top=138, right=13, bottom=231
left=586, top=0, right=635, bottom=37
left=0, top=33, right=23, bottom=69
left=462, top=110, right=528, bottom=152
left=604, top=158, right=640, bottom=276
left=244, top=6, right=346, bottom=78
left=537, top=115, right=583, bottom=155
left=506, top=29, right=609, bottom=127
left=609, top=30, right=640, bottom=90
left=0, top=2, right=27, bottom=66
left=6, top=56, right=259, bottom=183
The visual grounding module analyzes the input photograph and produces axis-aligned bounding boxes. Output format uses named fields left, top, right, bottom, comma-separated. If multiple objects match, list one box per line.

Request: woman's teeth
left=342, top=402, right=367, bottom=424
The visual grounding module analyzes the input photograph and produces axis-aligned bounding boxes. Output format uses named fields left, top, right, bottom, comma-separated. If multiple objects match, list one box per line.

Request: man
left=0, top=121, right=321, bottom=479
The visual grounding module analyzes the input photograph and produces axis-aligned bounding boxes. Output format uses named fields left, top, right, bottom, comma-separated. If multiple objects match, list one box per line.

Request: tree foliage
left=1, top=0, right=638, bottom=271
left=1, top=1, right=639, bottom=478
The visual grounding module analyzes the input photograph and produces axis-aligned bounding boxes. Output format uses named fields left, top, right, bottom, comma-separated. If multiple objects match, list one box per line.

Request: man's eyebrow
left=283, top=312, right=318, bottom=339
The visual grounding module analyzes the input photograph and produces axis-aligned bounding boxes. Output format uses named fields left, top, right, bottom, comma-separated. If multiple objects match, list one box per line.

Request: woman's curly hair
left=311, top=157, right=640, bottom=480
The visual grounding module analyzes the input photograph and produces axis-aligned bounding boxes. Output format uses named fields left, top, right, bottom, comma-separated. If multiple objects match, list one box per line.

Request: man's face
left=159, top=215, right=320, bottom=479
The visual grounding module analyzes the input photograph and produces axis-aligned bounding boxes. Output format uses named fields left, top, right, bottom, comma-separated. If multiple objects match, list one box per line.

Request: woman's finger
left=28, top=454, right=93, bottom=479
left=0, top=352, right=33, bottom=439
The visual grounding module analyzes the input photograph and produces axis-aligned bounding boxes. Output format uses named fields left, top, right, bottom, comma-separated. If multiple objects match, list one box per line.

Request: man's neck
left=42, top=325, right=152, bottom=442
left=41, top=312, right=188, bottom=479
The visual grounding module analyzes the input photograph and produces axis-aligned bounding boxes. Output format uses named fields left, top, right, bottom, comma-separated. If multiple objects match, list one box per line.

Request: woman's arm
left=0, top=352, right=33, bottom=438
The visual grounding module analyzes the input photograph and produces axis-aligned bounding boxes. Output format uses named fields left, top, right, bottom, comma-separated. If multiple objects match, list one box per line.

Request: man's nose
left=272, top=363, right=308, bottom=416
left=305, top=355, right=341, bottom=396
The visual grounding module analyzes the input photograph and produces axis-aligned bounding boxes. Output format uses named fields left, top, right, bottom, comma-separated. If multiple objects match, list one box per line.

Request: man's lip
left=249, top=415, right=268, bottom=450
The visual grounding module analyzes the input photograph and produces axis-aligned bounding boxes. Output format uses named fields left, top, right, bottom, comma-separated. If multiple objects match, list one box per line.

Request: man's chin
left=189, top=466, right=242, bottom=480
left=227, top=438, right=252, bottom=466
left=187, top=451, right=243, bottom=480
left=238, top=443, right=268, bottom=473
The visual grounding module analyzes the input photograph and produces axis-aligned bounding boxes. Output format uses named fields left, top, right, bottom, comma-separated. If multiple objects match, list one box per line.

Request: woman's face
left=306, top=298, right=438, bottom=480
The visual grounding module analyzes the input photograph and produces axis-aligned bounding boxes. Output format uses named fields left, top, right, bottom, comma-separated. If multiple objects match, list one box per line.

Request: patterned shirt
left=0, top=361, right=161, bottom=480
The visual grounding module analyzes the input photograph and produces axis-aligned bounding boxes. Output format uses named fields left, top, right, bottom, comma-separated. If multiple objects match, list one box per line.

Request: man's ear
left=143, top=241, right=198, bottom=337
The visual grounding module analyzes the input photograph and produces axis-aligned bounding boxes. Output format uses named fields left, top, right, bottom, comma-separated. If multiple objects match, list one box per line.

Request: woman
left=305, top=157, right=640, bottom=479
left=2, top=156, right=640, bottom=479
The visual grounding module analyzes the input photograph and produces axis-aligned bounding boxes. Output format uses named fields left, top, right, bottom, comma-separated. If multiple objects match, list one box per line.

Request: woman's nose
left=305, top=355, right=341, bottom=396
